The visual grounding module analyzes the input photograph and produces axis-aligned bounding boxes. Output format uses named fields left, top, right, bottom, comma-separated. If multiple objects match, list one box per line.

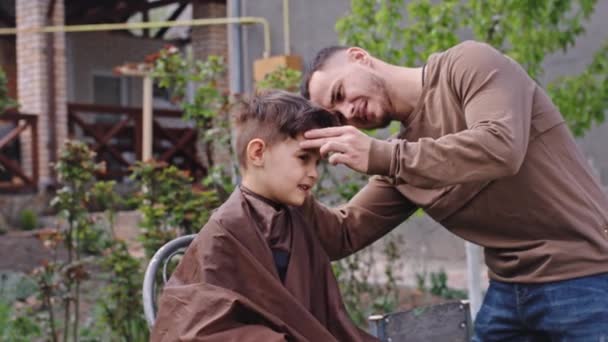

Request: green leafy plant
left=152, top=47, right=235, bottom=199
left=0, top=299, right=42, bottom=342
left=0, top=67, right=17, bottom=114
left=49, top=140, right=105, bottom=342
left=256, top=66, right=302, bottom=93
left=0, top=272, right=38, bottom=304
left=96, top=241, right=148, bottom=342
left=130, top=161, right=220, bottom=258
left=416, top=270, right=467, bottom=300
left=17, top=209, right=37, bottom=231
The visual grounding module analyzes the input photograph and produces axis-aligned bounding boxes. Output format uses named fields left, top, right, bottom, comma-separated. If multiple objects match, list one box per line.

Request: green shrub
left=0, top=299, right=42, bottom=342
left=0, top=272, right=38, bottom=304
left=17, top=209, right=37, bottom=231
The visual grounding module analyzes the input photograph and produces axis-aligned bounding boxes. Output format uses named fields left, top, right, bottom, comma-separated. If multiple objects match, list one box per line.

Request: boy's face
left=250, top=135, right=321, bottom=206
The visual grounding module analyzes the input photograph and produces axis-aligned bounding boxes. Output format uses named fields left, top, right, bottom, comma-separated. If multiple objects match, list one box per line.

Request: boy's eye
left=298, top=155, right=309, bottom=162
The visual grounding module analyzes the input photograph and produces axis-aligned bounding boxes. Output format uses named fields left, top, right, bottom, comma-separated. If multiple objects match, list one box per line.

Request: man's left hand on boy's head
left=300, top=125, right=372, bottom=173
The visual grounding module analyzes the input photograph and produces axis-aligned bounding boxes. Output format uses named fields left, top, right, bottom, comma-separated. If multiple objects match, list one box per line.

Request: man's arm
left=368, top=41, right=534, bottom=188
left=303, top=41, right=535, bottom=189
left=302, top=176, right=416, bottom=260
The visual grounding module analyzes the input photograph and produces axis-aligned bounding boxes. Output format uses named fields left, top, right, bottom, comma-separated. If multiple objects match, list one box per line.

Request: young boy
left=151, top=90, right=377, bottom=341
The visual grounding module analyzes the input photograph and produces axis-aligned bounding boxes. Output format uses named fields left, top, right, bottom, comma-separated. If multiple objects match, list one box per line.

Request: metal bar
left=368, top=314, right=387, bottom=341
left=283, top=0, right=290, bottom=55
left=0, top=17, right=272, bottom=58
left=142, top=75, right=153, bottom=161
left=466, top=241, right=483, bottom=321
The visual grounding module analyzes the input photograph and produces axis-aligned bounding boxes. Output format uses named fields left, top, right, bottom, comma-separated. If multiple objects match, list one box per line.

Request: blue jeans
left=473, top=273, right=608, bottom=342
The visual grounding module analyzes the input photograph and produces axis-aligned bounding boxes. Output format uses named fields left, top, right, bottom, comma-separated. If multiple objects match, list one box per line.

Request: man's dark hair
left=232, top=89, right=338, bottom=169
left=300, top=46, right=348, bottom=100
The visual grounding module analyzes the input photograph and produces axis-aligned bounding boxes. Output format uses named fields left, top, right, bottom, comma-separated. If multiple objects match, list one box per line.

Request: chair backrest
left=368, top=300, right=472, bottom=342
left=142, top=234, right=196, bottom=328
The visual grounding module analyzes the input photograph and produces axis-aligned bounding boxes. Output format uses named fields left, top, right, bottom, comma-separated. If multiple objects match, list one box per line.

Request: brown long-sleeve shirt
left=305, top=40, right=608, bottom=283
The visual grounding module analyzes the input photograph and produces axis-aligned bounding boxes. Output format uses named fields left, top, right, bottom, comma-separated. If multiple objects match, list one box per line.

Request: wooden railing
left=68, top=103, right=206, bottom=181
left=0, top=111, right=38, bottom=193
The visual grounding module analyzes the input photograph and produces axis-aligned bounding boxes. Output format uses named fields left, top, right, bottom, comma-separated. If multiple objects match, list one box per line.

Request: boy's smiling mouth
left=298, top=184, right=312, bottom=192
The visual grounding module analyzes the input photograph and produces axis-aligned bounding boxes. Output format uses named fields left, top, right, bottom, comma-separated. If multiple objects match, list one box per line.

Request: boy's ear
left=246, top=138, right=266, bottom=167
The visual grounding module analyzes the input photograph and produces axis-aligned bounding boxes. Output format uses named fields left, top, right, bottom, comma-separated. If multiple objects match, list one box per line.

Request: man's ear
left=346, top=47, right=371, bottom=66
left=246, top=138, right=266, bottom=167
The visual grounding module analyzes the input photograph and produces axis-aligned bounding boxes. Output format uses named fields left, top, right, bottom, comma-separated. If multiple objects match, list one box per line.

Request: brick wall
left=16, top=0, right=67, bottom=188
left=192, top=0, right=228, bottom=89
left=16, top=0, right=48, bottom=185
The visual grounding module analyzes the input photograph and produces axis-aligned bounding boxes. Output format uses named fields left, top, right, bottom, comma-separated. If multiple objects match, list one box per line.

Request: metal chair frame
left=142, top=234, right=196, bottom=328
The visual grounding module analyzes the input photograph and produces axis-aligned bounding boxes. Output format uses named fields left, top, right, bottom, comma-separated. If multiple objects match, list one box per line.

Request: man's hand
left=300, top=126, right=372, bottom=173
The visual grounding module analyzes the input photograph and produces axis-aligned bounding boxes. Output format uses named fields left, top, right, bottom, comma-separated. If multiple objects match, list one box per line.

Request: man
left=300, top=41, right=608, bottom=341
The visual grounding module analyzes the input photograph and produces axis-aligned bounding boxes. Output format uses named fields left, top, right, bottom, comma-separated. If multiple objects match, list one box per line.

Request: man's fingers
left=304, top=126, right=353, bottom=139
left=320, top=141, right=348, bottom=158
left=328, top=152, right=349, bottom=166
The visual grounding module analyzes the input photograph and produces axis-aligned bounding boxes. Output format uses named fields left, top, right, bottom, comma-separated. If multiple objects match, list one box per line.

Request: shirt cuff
left=366, top=139, right=396, bottom=176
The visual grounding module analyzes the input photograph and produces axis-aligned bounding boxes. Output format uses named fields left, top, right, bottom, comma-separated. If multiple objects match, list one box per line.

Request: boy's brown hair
left=232, top=90, right=339, bottom=169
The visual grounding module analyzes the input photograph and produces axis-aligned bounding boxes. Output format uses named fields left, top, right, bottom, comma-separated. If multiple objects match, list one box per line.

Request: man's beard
left=367, top=74, right=393, bottom=129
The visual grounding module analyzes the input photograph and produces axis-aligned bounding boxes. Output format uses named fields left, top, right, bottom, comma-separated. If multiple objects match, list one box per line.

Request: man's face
left=308, top=54, right=392, bottom=130
left=256, top=135, right=320, bottom=206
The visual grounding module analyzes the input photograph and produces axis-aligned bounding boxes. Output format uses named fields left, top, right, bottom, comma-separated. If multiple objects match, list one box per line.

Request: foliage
left=0, top=67, right=17, bottom=113
left=17, top=209, right=38, bottom=231
left=130, top=161, right=220, bottom=258
left=152, top=46, right=235, bottom=199
left=91, top=181, right=123, bottom=234
left=0, top=272, right=38, bottom=304
left=416, top=270, right=468, bottom=300
left=336, top=0, right=607, bottom=135
left=0, top=299, right=42, bottom=342
left=24, top=141, right=150, bottom=341
left=0, top=274, right=40, bottom=341
left=549, top=41, right=608, bottom=135
left=332, top=235, right=404, bottom=326
left=48, top=140, right=108, bottom=342
left=152, top=48, right=228, bottom=128
left=96, top=241, right=148, bottom=342
left=256, top=66, right=302, bottom=93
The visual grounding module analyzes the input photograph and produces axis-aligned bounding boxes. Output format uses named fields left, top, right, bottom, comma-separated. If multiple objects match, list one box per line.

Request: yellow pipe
left=0, top=17, right=271, bottom=58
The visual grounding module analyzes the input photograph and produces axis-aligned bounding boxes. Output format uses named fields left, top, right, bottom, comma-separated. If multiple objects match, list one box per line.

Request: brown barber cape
left=151, top=187, right=376, bottom=342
